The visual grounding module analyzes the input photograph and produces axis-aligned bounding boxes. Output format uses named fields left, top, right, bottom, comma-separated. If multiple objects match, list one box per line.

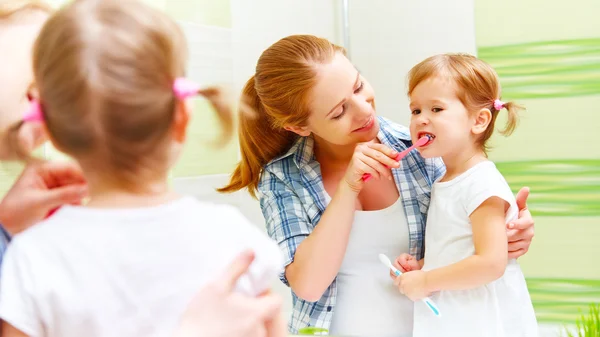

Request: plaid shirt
left=0, top=225, right=10, bottom=276
left=258, top=116, right=446, bottom=333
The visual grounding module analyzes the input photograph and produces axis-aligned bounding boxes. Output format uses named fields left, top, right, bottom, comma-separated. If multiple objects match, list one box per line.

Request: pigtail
left=197, top=86, right=234, bottom=148
left=498, top=101, right=524, bottom=136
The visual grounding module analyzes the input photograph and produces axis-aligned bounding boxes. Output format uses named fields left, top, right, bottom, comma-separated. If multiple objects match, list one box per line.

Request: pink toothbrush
left=362, top=135, right=431, bottom=182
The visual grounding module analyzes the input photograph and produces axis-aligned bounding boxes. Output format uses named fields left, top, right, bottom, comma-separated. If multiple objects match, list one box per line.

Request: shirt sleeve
left=258, top=170, right=312, bottom=287
left=464, top=165, right=516, bottom=218
left=215, top=204, right=284, bottom=297
left=0, top=235, right=43, bottom=337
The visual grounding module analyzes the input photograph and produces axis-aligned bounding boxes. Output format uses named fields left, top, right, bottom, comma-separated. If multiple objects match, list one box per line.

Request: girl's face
left=409, top=76, right=476, bottom=159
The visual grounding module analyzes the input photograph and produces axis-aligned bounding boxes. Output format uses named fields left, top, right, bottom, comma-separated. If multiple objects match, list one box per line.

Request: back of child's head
left=16, top=0, right=232, bottom=187
left=407, top=53, right=523, bottom=152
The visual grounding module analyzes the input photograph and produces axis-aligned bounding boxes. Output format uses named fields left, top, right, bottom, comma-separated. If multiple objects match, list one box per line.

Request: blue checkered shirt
left=0, top=225, right=11, bottom=276
left=258, top=116, right=446, bottom=333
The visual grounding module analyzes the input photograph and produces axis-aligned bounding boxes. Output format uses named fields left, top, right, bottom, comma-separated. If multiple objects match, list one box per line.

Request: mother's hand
left=343, top=142, right=400, bottom=193
left=507, top=187, right=535, bottom=259
left=0, top=161, right=87, bottom=235
left=174, top=250, right=284, bottom=337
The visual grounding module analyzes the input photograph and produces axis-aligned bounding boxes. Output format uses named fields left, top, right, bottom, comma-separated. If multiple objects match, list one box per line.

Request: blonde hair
left=10, top=0, right=232, bottom=188
left=218, top=35, right=346, bottom=197
left=408, top=53, right=523, bottom=153
left=0, top=0, right=53, bottom=20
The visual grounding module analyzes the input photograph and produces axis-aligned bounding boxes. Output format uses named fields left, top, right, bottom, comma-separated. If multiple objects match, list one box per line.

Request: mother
left=220, top=35, right=535, bottom=336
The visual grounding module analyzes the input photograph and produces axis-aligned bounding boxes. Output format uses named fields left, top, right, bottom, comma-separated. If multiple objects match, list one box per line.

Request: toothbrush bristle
left=417, top=135, right=430, bottom=146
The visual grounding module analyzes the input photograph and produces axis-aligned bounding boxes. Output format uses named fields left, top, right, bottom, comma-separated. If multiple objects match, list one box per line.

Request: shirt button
left=327, top=306, right=332, bottom=312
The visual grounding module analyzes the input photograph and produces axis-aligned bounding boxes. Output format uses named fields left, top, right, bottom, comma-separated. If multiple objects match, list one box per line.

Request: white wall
left=230, top=0, right=341, bottom=93
left=347, top=0, right=477, bottom=126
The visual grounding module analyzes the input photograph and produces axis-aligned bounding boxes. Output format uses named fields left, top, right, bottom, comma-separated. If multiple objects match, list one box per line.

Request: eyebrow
left=410, top=98, right=445, bottom=108
left=326, top=71, right=361, bottom=117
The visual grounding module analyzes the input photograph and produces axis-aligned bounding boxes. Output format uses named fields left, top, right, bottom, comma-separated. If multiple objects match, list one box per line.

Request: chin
left=415, top=147, right=440, bottom=159
left=363, top=119, right=380, bottom=140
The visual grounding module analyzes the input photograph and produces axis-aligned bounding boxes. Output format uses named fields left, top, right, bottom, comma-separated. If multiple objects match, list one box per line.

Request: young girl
left=0, top=1, right=285, bottom=337
left=393, top=54, right=538, bottom=337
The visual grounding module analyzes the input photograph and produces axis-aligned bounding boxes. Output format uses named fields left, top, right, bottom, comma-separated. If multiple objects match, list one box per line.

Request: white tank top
left=329, top=198, right=413, bottom=337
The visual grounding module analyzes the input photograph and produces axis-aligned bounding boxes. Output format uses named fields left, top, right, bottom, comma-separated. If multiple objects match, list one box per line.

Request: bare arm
left=285, top=182, right=358, bottom=301
left=264, top=143, right=400, bottom=302
left=424, top=197, right=508, bottom=292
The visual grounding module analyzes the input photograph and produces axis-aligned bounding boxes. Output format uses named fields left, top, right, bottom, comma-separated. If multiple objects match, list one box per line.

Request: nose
left=350, top=95, right=374, bottom=119
left=413, top=113, right=429, bottom=125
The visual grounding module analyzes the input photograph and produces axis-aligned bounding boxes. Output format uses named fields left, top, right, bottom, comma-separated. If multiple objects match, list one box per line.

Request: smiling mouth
left=354, top=116, right=374, bottom=132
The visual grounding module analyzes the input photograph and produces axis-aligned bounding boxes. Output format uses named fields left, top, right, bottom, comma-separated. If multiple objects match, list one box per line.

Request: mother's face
left=0, top=13, right=47, bottom=128
left=294, top=53, right=379, bottom=146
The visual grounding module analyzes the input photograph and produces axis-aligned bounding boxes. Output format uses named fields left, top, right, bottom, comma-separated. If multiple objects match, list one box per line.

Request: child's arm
left=1, top=321, right=30, bottom=337
left=425, top=196, right=508, bottom=291
left=397, top=197, right=508, bottom=300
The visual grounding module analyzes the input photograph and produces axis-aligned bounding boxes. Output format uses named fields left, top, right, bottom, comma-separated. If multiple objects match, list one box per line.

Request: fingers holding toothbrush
left=394, top=270, right=432, bottom=302
left=343, top=142, right=400, bottom=192
left=389, top=253, right=420, bottom=281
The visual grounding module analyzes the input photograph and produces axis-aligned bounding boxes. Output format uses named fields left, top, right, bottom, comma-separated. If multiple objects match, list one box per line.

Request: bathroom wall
left=475, top=0, right=600, bottom=329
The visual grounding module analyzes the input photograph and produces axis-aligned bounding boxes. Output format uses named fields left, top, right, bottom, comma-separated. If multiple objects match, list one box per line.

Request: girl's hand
left=396, top=253, right=421, bottom=271
left=389, top=253, right=421, bottom=280
left=395, top=270, right=431, bottom=302
left=343, top=142, right=400, bottom=193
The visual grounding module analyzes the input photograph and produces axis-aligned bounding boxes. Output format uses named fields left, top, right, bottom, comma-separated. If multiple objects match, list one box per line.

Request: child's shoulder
left=186, top=199, right=283, bottom=296
left=458, top=161, right=516, bottom=215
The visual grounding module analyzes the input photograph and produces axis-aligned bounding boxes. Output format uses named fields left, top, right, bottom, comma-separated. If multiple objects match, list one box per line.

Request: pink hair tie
left=22, top=100, right=44, bottom=122
left=173, top=77, right=200, bottom=99
left=493, top=99, right=506, bottom=111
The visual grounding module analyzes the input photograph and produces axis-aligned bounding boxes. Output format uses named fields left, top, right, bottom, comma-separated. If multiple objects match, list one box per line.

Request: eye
left=332, top=105, right=346, bottom=120
left=432, top=107, right=443, bottom=113
left=354, top=81, right=364, bottom=94
left=411, top=109, right=421, bottom=115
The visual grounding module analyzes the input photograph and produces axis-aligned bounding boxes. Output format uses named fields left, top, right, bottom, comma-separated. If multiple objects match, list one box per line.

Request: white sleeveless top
left=329, top=198, right=413, bottom=337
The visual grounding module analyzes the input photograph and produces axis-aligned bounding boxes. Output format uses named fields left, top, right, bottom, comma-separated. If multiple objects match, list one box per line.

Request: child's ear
left=172, top=100, right=190, bottom=143
left=472, top=108, right=492, bottom=135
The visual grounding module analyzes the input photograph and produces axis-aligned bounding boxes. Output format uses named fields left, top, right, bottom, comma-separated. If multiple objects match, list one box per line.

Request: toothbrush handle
left=393, top=270, right=441, bottom=317
left=422, top=297, right=441, bottom=317
left=361, top=146, right=415, bottom=181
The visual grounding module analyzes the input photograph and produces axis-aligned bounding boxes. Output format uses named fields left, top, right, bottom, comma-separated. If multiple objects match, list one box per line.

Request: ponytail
left=217, top=76, right=297, bottom=198
left=498, top=101, right=523, bottom=136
